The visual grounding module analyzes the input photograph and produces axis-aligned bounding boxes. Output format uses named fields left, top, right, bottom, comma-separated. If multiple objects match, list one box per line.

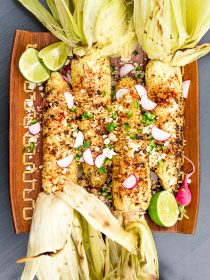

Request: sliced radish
left=73, top=131, right=84, bottom=148
left=135, top=84, right=147, bottom=98
left=120, top=64, right=135, bottom=77
left=182, top=80, right=190, bottom=98
left=79, top=156, right=85, bottom=163
left=83, top=148, right=94, bottom=166
left=152, top=126, right=170, bottom=141
left=150, top=171, right=158, bottom=184
left=95, top=153, right=106, bottom=168
left=122, top=174, right=138, bottom=189
left=116, top=88, right=130, bottom=101
left=57, top=154, right=74, bottom=168
left=64, top=91, right=74, bottom=109
left=29, top=122, right=41, bottom=135
left=141, top=96, right=157, bottom=111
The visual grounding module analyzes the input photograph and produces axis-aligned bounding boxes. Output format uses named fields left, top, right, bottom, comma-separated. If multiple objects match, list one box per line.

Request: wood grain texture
left=10, top=30, right=200, bottom=234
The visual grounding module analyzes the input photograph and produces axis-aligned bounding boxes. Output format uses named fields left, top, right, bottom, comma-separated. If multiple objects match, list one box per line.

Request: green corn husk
left=18, top=0, right=78, bottom=46
left=70, top=212, right=90, bottom=280
left=56, top=181, right=138, bottom=254
left=134, top=0, right=210, bottom=65
left=20, top=192, right=77, bottom=280
left=18, top=0, right=137, bottom=59
left=104, top=216, right=159, bottom=280
left=80, top=215, right=106, bottom=280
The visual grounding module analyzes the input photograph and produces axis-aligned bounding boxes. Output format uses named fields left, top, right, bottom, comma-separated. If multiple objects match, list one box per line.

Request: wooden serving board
left=10, top=30, right=200, bottom=234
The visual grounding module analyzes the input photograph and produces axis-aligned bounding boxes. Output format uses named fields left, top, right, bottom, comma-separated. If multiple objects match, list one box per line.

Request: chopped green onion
left=130, top=133, right=137, bottom=139
left=83, top=141, right=90, bottom=148
left=133, top=100, right=139, bottom=109
left=149, top=137, right=155, bottom=142
left=150, top=143, right=157, bottom=152
left=31, top=119, right=37, bottom=125
left=29, top=142, right=35, bottom=152
left=161, top=145, right=166, bottom=150
left=110, top=65, right=115, bottom=72
left=70, top=107, right=76, bottom=112
left=136, top=65, right=141, bottom=71
left=107, top=122, right=117, bottom=132
left=141, top=112, right=156, bottom=126
left=76, top=154, right=82, bottom=161
left=105, top=144, right=112, bottom=149
left=136, top=73, right=141, bottom=79
left=98, top=166, right=106, bottom=174
left=111, top=89, right=116, bottom=100
left=68, top=124, right=72, bottom=128
left=101, top=90, right=106, bottom=97
left=123, top=123, right=131, bottom=131
left=82, top=112, right=94, bottom=120
left=145, top=112, right=156, bottom=120
left=128, top=111, right=133, bottom=118
left=87, top=113, right=94, bottom=119
left=112, top=112, right=118, bottom=120
left=105, top=158, right=112, bottom=163
left=76, top=146, right=82, bottom=151
left=108, top=106, right=113, bottom=112
left=157, top=160, right=163, bottom=166
left=106, top=193, right=112, bottom=199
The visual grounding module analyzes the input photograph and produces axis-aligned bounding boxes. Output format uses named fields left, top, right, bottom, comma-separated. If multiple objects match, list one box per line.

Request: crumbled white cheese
left=187, top=179, right=191, bottom=184
left=103, top=148, right=116, bottom=159
left=164, top=141, right=169, bottom=146
left=146, top=146, right=150, bottom=152
left=104, top=138, right=110, bottom=145
left=95, top=147, right=100, bottom=152
left=39, top=85, right=44, bottom=91
left=161, top=153, right=166, bottom=159
left=143, top=125, right=152, bottom=134
left=118, top=105, right=124, bottom=112
left=109, top=132, right=117, bottom=142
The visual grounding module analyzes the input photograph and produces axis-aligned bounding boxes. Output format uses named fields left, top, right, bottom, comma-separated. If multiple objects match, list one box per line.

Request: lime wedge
left=148, top=191, right=179, bottom=227
left=19, top=48, right=50, bottom=83
left=38, top=42, right=69, bottom=71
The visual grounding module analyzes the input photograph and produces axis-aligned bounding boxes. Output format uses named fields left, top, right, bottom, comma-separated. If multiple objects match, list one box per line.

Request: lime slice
left=38, top=42, right=69, bottom=71
left=148, top=191, right=179, bottom=227
left=19, top=48, right=50, bottom=83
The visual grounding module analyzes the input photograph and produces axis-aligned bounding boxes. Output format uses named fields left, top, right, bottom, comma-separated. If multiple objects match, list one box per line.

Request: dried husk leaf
left=56, top=181, right=138, bottom=254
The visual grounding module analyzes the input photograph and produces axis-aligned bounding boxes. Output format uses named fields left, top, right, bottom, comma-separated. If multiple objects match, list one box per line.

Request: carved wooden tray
left=10, top=30, right=200, bottom=234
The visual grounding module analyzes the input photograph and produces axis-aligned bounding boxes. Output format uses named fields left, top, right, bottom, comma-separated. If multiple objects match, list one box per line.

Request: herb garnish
left=107, top=122, right=117, bottom=132
left=98, top=166, right=106, bottom=174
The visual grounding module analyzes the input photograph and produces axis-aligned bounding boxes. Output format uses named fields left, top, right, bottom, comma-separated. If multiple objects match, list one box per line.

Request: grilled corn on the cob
left=42, top=72, right=77, bottom=192
left=71, top=56, right=112, bottom=188
left=146, top=60, right=184, bottom=189
left=112, top=78, right=151, bottom=212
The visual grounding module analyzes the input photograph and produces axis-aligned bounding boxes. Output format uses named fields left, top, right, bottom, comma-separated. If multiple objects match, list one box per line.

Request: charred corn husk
left=146, top=60, right=184, bottom=189
left=71, top=56, right=112, bottom=188
left=112, top=77, right=151, bottom=212
left=42, top=72, right=77, bottom=192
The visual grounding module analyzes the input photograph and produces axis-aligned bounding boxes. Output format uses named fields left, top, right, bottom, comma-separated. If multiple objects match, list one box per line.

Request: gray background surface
left=0, top=1, right=210, bottom=279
